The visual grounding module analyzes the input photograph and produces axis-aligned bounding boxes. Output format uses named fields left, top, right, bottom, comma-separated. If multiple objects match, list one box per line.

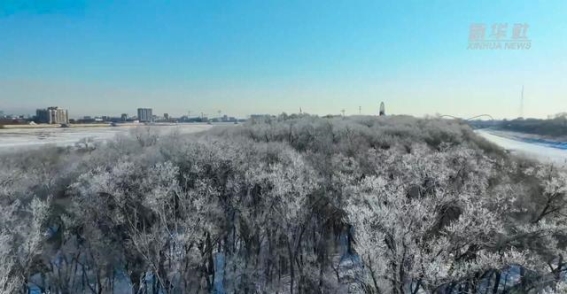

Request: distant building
left=36, top=107, right=69, bottom=124
left=78, top=116, right=95, bottom=124
left=121, top=113, right=128, bottom=121
left=137, top=108, right=153, bottom=122
left=0, top=118, right=29, bottom=125
left=36, top=109, right=48, bottom=123
left=379, top=102, right=386, bottom=116
left=250, top=114, right=271, bottom=119
left=164, top=113, right=169, bottom=120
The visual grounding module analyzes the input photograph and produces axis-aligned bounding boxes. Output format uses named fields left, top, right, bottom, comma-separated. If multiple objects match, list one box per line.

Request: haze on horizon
left=1, top=0, right=566, bottom=119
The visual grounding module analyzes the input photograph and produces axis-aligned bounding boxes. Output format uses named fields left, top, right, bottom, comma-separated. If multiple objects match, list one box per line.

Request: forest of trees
left=1, top=115, right=567, bottom=294
left=497, top=114, right=567, bottom=138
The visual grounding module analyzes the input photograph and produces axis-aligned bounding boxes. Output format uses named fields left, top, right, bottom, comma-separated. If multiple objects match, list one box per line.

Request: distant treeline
left=497, top=113, right=567, bottom=138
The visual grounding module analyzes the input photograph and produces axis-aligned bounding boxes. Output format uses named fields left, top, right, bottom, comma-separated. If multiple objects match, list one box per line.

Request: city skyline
left=2, top=101, right=393, bottom=119
left=2, top=1, right=567, bottom=119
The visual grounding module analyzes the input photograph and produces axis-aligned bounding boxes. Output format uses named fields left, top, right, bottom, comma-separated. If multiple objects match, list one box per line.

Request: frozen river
left=477, top=130, right=567, bottom=165
left=0, top=124, right=213, bottom=152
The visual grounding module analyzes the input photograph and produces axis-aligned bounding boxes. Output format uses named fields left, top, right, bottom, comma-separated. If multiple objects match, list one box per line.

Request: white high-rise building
left=36, top=107, right=69, bottom=124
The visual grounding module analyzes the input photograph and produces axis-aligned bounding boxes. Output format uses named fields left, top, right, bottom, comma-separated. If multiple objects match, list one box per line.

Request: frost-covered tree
left=0, top=118, right=566, bottom=294
left=345, top=145, right=525, bottom=293
left=0, top=195, right=50, bottom=293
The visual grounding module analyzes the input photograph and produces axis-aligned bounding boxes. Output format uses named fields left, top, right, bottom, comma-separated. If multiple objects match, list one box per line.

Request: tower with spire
left=379, top=102, right=386, bottom=116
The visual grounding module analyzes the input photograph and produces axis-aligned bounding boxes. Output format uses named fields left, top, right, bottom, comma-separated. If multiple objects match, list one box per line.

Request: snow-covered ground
left=0, top=124, right=213, bottom=152
left=477, top=130, right=567, bottom=165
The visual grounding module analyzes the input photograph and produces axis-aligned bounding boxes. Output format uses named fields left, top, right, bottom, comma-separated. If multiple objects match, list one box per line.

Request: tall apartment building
left=137, top=108, right=153, bottom=122
left=36, top=107, right=69, bottom=124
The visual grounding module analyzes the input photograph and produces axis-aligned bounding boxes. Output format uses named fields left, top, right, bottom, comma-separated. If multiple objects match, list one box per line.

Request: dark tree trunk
left=130, top=271, right=141, bottom=294
left=492, top=270, right=501, bottom=294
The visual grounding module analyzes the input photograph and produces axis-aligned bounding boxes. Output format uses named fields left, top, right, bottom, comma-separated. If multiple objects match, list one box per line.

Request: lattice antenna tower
left=520, top=85, right=524, bottom=118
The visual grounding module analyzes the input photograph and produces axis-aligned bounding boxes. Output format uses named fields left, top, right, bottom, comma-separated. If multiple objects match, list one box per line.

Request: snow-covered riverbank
left=484, top=130, right=567, bottom=150
left=0, top=124, right=213, bottom=152
left=476, top=130, right=567, bottom=165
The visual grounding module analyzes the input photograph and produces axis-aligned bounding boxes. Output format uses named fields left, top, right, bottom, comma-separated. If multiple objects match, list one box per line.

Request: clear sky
left=1, top=0, right=566, bottom=119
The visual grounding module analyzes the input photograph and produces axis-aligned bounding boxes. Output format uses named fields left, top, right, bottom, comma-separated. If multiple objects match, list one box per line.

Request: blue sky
left=1, top=0, right=566, bottom=118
